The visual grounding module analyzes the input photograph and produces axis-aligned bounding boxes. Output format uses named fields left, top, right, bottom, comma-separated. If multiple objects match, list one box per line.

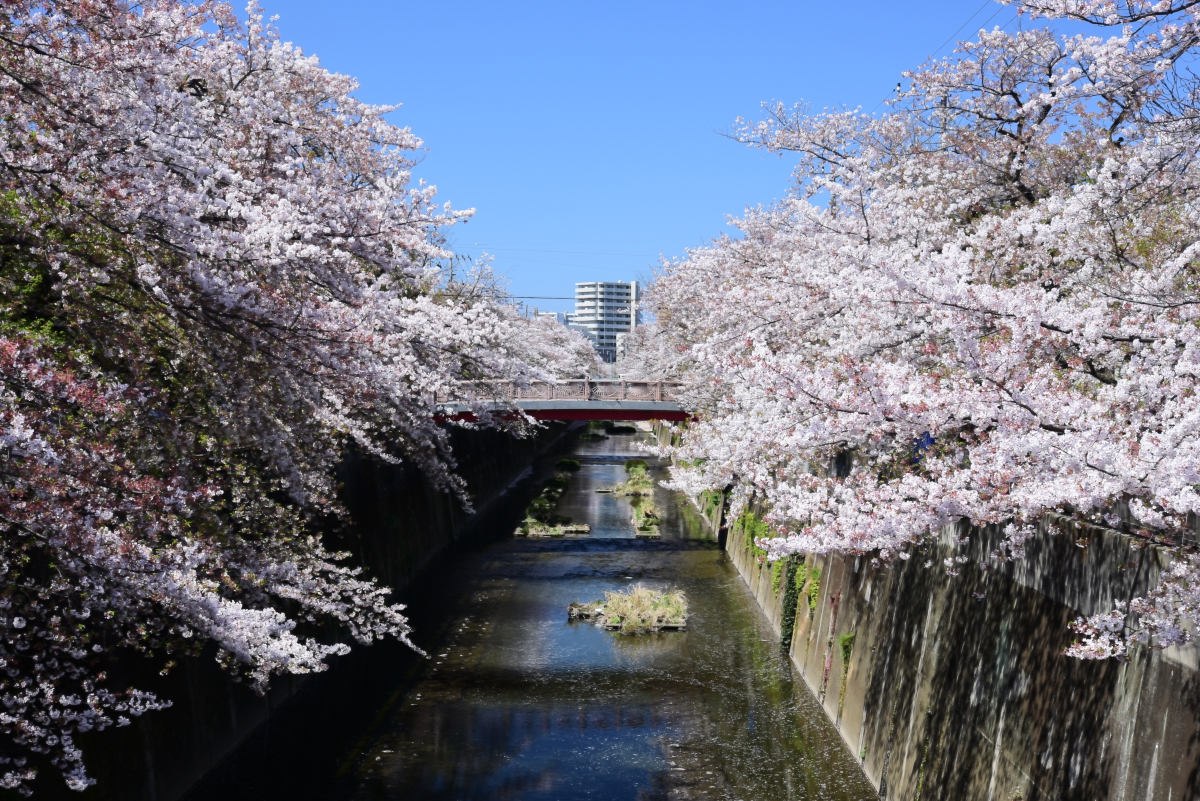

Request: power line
left=930, top=0, right=996, bottom=59
left=870, top=3, right=1018, bottom=114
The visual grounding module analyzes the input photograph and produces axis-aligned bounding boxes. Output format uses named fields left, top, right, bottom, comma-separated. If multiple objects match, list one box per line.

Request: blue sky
left=262, top=0, right=1025, bottom=314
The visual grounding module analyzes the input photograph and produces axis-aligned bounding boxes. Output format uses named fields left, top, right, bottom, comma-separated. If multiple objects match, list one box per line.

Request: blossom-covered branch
left=0, top=0, right=594, bottom=792
left=640, top=0, right=1200, bottom=667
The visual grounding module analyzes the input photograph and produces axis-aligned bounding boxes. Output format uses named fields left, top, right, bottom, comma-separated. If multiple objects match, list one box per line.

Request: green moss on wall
left=806, top=565, right=822, bottom=617
left=770, top=558, right=786, bottom=595
left=836, top=631, right=856, bottom=720
left=779, top=555, right=805, bottom=652
left=698, top=489, right=724, bottom=523
left=838, top=631, right=855, bottom=666
left=734, top=510, right=771, bottom=560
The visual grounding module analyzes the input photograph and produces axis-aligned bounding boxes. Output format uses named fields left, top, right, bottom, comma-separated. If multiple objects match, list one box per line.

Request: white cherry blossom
left=0, top=1, right=593, bottom=792
left=641, top=0, right=1200, bottom=669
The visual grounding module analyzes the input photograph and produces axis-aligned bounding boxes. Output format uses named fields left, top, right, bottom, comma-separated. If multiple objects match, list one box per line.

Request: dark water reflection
left=344, top=432, right=873, bottom=801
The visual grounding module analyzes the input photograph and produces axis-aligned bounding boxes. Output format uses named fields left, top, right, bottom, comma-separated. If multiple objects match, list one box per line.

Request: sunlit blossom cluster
left=639, top=0, right=1200, bottom=665
left=0, top=0, right=593, bottom=792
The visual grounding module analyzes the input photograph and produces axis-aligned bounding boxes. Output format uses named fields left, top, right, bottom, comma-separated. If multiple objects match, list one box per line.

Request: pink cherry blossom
left=637, top=0, right=1200, bottom=672
left=0, top=1, right=593, bottom=792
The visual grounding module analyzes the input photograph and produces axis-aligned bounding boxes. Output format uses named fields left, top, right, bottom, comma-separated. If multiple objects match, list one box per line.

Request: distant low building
left=570, top=281, right=641, bottom=362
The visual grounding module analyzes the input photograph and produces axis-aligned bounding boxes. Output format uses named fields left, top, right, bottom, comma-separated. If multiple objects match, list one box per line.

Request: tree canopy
left=0, top=0, right=594, bottom=792
left=639, top=0, right=1200, bottom=665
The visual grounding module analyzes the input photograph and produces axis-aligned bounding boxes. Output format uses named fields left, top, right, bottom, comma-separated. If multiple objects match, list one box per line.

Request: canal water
left=334, top=430, right=874, bottom=801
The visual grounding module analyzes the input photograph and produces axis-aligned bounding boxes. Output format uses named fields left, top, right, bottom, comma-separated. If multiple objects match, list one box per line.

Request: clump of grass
left=519, top=517, right=589, bottom=537
left=581, top=421, right=612, bottom=439
left=838, top=631, right=856, bottom=666
left=610, top=464, right=654, bottom=496
left=836, top=631, right=856, bottom=727
left=556, top=458, right=582, bottom=471
left=525, top=495, right=568, bottom=522
left=736, top=511, right=771, bottom=560
left=596, top=584, right=687, bottom=634
left=624, top=459, right=648, bottom=472
left=567, top=600, right=601, bottom=618
left=516, top=472, right=586, bottom=537
left=526, top=473, right=572, bottom=520
left=699, top=489, right=724, bottom=519
left=631, top=497, right=660, bottom=537
left=518, top=516, right=566, bottom=538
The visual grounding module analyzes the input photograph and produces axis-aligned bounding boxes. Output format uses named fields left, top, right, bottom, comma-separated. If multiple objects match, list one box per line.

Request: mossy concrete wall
left=43, top=424, right=568, bottom=801
left=718, top=505, right=1200, bottom=800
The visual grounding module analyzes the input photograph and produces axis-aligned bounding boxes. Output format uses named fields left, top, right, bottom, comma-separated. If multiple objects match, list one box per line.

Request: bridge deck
left=436, top=380, right=690, bottom=422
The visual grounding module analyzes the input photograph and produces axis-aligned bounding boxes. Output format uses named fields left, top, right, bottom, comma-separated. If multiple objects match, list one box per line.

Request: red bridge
left=436, top=380, right=689, bottom=422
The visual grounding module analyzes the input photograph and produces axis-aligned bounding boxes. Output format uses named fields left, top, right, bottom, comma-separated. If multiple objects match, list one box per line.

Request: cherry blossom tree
left=0, top=0, right=593, bottom=792
left=645, top=0, right=1200, bottom=665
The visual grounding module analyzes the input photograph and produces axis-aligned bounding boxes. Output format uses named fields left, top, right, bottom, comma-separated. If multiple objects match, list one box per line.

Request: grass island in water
left=568, top=584, right=688, bottom=634
left=515, top=471, right=590, bottom=538
left=595, top=462, right=660, bottom=537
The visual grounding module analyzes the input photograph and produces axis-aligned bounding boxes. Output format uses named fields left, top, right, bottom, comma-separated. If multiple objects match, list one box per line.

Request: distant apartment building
left=570, top=281, right=641, bottom=362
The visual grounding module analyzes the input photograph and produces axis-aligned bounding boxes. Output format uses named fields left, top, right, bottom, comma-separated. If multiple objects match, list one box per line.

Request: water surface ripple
left=344, top=433, right=874, bottom=801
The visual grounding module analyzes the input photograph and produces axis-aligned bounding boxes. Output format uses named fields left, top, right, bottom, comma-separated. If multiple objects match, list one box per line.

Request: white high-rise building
left=570, top=281, right=641, bottom=362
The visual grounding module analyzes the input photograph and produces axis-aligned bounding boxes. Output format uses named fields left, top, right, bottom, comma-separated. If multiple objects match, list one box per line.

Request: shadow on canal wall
left=677, top=461, right=1200, bottom=800
left=787, top=520, right=1200, bottom=801
left=44, top=424, right=572, bottom=801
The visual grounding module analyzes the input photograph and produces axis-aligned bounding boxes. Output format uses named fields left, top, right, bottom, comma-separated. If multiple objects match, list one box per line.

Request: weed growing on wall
left=779, top=556, right=805, bottom=651
left=837, top=631, right=856, bottom=720
left=736, top=511, right=771, bottom=562
left=807, top=565, right=823, bottom=617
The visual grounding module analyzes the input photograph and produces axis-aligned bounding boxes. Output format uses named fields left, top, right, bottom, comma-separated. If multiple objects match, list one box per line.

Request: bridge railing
left=437, top=380, right=684, bottom=403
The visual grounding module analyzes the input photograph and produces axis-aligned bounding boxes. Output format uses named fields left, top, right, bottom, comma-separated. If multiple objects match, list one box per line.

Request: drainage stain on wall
left=705, top=491, right=1200, bottom=801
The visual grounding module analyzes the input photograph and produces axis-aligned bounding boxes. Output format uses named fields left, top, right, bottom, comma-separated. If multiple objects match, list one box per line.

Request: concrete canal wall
left=53, top=424, right=569, bottom=801
left=713, top=498, right=1200, bottom=801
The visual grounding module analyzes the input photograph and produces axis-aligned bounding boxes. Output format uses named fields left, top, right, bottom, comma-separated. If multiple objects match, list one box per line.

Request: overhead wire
left=931, top=0, right=1001, bottom=60
left=476, top=5, right=1030, bottom=295
left=869, top=2, right=1019, bottom=115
